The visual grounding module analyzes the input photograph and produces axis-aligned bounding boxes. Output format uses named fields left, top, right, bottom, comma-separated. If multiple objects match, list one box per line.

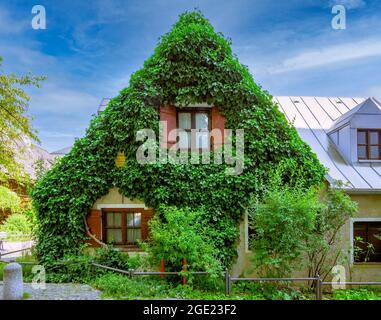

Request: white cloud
left=328, top=0, right=366, bottom=10
left=30, top=85, right=100, bottom=114
left=0, top=6, right=28, bottom=34
left=270, top=39, right=381, bottom=74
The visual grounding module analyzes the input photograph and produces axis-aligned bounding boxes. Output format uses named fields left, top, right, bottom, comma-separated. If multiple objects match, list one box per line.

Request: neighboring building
left=2, top=137, right=55, bottom=194
left=0, top=137, right=55, bottom=221
left=50, top=146, right=72, bottom=158
left=86, top=96, right=381, bottom=281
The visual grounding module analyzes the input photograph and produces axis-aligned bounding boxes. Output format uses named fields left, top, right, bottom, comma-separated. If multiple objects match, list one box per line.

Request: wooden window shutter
left=86, top=209, right=102, bottom=247
left=160, top=105, right=177, bottom=148
left=211, top=106, right=226, bottom=150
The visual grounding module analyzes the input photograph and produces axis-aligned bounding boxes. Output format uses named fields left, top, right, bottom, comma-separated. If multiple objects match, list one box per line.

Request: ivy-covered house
left=32, top=11, right=380, bottom=281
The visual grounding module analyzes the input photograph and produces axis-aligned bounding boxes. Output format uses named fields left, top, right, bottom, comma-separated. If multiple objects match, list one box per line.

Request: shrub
left=46, top=253, right=93, bottom=283
left=333, top=289, right=381, bottom=300
left=249, top=183, right=321, bottom=278
left=94, top=273, right=170, bottom=299
left=142, top=206, right=223, bottom=284
left=305, top=183, right=358, bottom=282
left=0, top=213, right=33, bottom=240
left=92, top=245, right=130, bottom=270
left=0, top=186, right=21, bottom=223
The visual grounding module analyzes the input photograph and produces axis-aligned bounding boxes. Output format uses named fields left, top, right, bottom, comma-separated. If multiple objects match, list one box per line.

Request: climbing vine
left=32, top=11, right=326, bottom=267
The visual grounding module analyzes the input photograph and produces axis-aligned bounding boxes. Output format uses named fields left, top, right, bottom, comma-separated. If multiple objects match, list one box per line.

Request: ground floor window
left=103, top=209, right=142, bottom=245
left=353, top=221, right=381, bottom=263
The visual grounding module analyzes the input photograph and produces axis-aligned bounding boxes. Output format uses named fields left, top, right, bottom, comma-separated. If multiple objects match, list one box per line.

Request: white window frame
left=349, top=217, right=381, bottom=264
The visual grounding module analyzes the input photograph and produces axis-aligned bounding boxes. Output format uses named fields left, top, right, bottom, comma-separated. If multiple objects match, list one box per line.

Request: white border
left=349, top=217, right=381, bottom=264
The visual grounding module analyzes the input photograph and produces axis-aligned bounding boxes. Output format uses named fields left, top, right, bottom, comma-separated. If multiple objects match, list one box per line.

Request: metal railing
left=225, top=273, right=323, bottom=299
left=91, top=262, right=209, bottom=278
left=3, top=259, right=380, bottom=300
left=0, top=246, right=33, bottom=260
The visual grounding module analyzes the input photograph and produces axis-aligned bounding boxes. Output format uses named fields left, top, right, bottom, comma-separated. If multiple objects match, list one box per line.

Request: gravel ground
left=0, top=282, right=102, bottom=300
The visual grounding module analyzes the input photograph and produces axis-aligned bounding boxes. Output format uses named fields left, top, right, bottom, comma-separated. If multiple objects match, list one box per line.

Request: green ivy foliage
left=32, top=10, right=326, bottom=267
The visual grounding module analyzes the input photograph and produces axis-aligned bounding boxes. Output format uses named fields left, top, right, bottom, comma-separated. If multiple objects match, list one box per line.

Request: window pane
left=127, top=213, right=134, bottom=227
left=178, top=113, right=191, bottom=129
left=178, top=131, right=191, bottom=149
left=127, top=228, right=141, bottom=243
left=370, top=131, right=379, bottom=145
left=358, top=146, right=367, bottom=159
left=370, top=146, right=379, bottom=159
left=127, top=213, right=141, bottom=227
left=195, top=132, right=210, bottom=149
left=107, top=212, right=121, bottom=227
left=357, top=131, right=366, bottom=145
left=354, top=222, right=381, bottom=263
left=195, top=113, right=209, bottom=129
left=134, top=213, right=141, bottom=227
left=107, top=229, right=122, bottom=243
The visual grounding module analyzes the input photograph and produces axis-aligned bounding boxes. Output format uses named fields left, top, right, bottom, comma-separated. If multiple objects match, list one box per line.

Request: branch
left=84, top=216, right=107, bottom=247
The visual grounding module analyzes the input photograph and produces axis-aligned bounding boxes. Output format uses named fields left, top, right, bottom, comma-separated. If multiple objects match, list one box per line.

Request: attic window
left=357, top=129, right=381, bottom=160
left=177, top=109, right=210, bottom=150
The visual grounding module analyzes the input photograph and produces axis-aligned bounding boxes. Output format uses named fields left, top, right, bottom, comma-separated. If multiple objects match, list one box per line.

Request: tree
left=305, top=183, right=358, bottom=283
left=0, top=56, right=46, bottom=182
left=248, top=180, right=322, bottom=278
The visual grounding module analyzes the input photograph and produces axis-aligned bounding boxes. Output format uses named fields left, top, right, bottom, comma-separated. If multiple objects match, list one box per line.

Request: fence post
left=129, top=269, right=134, bottom=279
left=315, top=275, right=323, bottom=300
left=182, top=258, right=187, bottom=285
left=225, top=269, right=231, bottom=296
left=160, top=258, right=165, bottom=279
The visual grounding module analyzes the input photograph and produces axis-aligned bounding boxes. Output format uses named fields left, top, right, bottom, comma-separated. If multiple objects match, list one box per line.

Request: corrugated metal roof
left=275, top=96, right=381, bottom=193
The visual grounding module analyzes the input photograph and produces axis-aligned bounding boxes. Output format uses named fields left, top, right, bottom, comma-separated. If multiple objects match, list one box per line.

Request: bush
left=46, top=253, right=93, bottom=283
left=0, top=213, right=33, bottom=240
left=93, top=245, right=129, bottom=270
left=333, top=289, right=381, bottom=300
left=142, top=206, right=223, bottom=284
left=249, top=184, right=321, bottom=278
left=94, top=273, right=265, bottom=300
left=0, top=186, right=21, bottom=223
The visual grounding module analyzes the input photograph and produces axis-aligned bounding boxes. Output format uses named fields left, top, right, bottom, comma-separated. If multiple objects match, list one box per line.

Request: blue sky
left=1, top=0, right=381, bottom=152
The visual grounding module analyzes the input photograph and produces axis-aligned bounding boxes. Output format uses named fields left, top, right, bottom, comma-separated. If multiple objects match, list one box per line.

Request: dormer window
left=357, top=129, right=381, bottom=160
left=177, top=109, right=210, bottom=150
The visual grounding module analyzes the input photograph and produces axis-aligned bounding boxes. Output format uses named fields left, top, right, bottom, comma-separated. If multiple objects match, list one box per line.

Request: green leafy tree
left=305, top=183, right=357, bottom=282
left=0, top=56, right=45, bottom=182
left=248, top=174, right=322, bottom=278
left=0, top=185, right=22, bottom=223
left=143, top=206, right=223, bottom=283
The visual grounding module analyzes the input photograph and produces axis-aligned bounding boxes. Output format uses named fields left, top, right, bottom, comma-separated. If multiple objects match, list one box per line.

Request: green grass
left=92, top=273, right=381, bottom=300
left=93, top=273, right=282, bottom=300
left=332, top=288, right=381, bottom=300
left=0, top=254, right=37, bottom=282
